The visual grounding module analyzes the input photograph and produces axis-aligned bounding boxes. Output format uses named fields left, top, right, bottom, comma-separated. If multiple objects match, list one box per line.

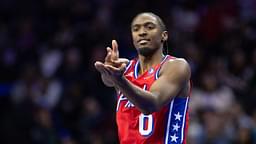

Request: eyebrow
left=132, top=21, right=156, bottom=28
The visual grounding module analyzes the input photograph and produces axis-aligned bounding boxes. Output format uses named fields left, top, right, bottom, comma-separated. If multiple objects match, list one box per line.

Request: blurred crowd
left=0, top=0, right=256, bottom=143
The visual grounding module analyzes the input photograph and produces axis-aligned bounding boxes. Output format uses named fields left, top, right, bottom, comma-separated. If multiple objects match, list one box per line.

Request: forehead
left=132, top=14, right=158, bottom=26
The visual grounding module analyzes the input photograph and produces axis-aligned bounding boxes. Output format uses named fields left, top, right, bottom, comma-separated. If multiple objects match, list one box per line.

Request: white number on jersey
left=139, top=114, right=154, bottom=136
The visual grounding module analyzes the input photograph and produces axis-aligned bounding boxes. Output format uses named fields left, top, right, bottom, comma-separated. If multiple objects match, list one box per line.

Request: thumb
left=112, top=58, right=129, bottom=66
left=118, top=58, right=129, bottom=64
left=120, top=63, right=127, bottom=72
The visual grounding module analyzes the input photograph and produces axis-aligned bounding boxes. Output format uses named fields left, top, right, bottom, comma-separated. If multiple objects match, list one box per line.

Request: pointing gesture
left=95, top=40, right=129, bottom=87
left=105, top=40, right=128, bottom=66
left=111, top=40, right=119, bottom=61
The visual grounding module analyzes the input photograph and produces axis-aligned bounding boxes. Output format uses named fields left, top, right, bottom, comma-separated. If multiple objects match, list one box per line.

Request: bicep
left=150, top=74, right=183, bottom=107
left=149, top=59, right=190, bottom=107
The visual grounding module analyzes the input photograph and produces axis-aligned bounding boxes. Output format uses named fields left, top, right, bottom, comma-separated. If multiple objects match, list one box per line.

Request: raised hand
left=110, top=40, right=119, bottom=61
left=95, top=40, right=129, bottom=87
left=104, top=40, right=129, bottom=66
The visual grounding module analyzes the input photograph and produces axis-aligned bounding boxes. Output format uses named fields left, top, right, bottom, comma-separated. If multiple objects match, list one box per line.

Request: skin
left=95, top=13, right=191, bottom=114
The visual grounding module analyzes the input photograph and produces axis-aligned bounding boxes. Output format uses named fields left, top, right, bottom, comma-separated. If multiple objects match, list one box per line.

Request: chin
left=137, top=47, right=157, bottom=57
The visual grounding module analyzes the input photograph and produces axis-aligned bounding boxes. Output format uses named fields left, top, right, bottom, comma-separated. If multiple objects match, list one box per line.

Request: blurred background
left=0, top=0, right=256, bottom=143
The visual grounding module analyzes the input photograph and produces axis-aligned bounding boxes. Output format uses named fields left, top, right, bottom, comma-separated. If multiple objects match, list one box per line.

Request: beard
left=137, top=47, right=158, bottom=57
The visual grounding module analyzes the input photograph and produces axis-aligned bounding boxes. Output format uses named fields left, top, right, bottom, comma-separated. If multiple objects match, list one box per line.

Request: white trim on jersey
left=116, top=94, right=127, bottom=112
left=134, top=60, right=139, bottom=79
left=160, top=55, right=169, bottom=64
left=165, top=100, right=174, bottom=144
left=181, top=97, right=189, bottom=143
left=164, top=97, right=189, bottom=144
left=124, top=60, right=132, bottom=74
left=155, top=68, right=161, bottom=80
left=155, top=55, right=169, bottom=80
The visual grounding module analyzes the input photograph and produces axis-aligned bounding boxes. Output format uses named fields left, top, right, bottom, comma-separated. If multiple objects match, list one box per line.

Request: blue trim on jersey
left=155, top=68, right=161, bottom=80
left=181, top=97, right=189, bottom=142
left=124, top=60, right=132, bottom=74
left=160, top=55, right=169, bottom=64
left=155, top=55, right=168, bottom=80
left=165, top=97, right=189, bottom=144
left=134, top=60, right=139, bottom=79
left=165, top=100, right=174, bottom=144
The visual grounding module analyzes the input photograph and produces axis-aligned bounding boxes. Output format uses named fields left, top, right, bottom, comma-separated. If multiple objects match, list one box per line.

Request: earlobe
left=161, top=31, right=168, bottom=42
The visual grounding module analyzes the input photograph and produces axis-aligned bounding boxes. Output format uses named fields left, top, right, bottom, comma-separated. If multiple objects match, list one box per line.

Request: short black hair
left=132, top=12, right=167, bottom=31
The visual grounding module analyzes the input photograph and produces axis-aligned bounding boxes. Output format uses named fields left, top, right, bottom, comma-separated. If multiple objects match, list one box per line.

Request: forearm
left=114, top=76, right=159, bottom=114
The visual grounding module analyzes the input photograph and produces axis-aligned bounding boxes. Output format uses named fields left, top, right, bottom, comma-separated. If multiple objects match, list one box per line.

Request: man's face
left=131, top=14, right=164, bottom=57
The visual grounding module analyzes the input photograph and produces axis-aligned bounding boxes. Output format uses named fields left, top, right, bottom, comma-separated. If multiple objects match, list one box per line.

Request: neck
left=138, top=48, right=164, bottom=74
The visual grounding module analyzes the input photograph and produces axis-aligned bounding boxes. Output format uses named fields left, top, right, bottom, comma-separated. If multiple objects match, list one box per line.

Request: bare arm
left=95, top=40, right=191, bottom=114
left=96, top=57, right=129, bottom=87
left=105, top=58, right=191, bottom=114
left=98, top=63, right=115, bottom=87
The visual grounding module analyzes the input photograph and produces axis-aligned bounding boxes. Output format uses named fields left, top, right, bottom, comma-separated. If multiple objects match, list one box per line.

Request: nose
left=138, top=28, right=147, bottom=37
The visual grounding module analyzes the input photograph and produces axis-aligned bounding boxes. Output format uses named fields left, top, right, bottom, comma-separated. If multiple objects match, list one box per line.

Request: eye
left=145, top=23, right=155, bottom=30
left=132, top=26, right=139, bottom=32
left=147, top=25, right=154, bottom=29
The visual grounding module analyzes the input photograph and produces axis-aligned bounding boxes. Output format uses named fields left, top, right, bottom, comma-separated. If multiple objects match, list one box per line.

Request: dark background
left=0, top=0, right=256, bottom=143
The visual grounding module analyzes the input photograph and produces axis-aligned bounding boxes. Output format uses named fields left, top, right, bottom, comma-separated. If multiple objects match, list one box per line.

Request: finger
left=110, top=58, right=129, bottom=67
left=106, top=47, right=112, bottom=52
left=118, top=58, right=129, bottom=64
left=120, top=63, right=127, bottom=71
left=105, top=64, right=125, bottom=76
left=111, top=61, right=124, bottom=67
left=112, top=40, right=119, bottom=60
left=112, top=40, right=118, bottom=53
left=106, top=47, right=112, bottom=56
left=95, top=61, right=105, bottom=70
left=104, top=64, right=119, bottom=73
left=95, top=62, right=111, bottom=75
left=105, top=47, right=112, bottom=62
left=94, top=61, right=105, bottom=72
left=95, top=61, right=104, bottom=67
left=115, top=58, right=129, bottom=64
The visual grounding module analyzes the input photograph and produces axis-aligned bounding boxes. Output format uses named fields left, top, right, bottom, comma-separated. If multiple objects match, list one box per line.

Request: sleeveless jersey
left=116, top=55, right=190, bottom=144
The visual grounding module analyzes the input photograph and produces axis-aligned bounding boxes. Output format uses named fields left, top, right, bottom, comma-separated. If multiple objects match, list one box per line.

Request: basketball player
left=95, top=12, right=191, bottom=144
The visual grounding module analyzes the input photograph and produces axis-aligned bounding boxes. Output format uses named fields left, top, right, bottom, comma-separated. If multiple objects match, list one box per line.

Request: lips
left=137, top=39, right=150, bottom=44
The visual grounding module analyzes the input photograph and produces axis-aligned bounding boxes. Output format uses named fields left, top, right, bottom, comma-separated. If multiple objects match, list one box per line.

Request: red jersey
left=116, top=55, right=190, bottom=144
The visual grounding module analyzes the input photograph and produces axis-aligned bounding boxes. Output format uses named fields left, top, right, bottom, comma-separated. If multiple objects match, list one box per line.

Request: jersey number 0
left=139, top=114, right=154, bottom=136
left=139, top=84, right=154, bottom=136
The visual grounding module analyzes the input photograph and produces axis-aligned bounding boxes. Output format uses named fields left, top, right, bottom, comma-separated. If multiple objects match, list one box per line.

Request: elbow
left=140, top=103, right=161, bottom=115
left=139, top=95, right=163, bottom=115
left=140, top=109, right=152, bottom=115
left=137, top=93, right=163, bottom=115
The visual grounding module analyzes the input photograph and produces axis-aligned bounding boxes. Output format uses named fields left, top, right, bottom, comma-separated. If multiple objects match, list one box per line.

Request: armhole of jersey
left=155, top=68, right=161, bottom=80
left=123, top=60, right=132, bottom=74
left=155, top=55, right=170, bottom=80
left=134, top=60, right=140, bottom=79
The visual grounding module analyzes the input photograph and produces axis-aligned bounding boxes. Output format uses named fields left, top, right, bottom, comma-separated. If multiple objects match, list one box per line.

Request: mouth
left=137, top=39, right=150, bottom=45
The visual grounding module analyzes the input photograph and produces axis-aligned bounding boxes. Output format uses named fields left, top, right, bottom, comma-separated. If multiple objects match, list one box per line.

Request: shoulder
left=160, top=58, right=191, bottom=80
left=169, top=58, right=189, bottom=69
left=162, top=58, right=190, bottom=72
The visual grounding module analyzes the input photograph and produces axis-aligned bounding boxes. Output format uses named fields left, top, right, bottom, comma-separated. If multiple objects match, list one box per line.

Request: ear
left=161, top=31, right=168, bottom=42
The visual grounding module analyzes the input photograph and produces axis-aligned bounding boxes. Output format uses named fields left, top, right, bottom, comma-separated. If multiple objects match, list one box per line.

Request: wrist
left=113, top=75, right=126, bottom=88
